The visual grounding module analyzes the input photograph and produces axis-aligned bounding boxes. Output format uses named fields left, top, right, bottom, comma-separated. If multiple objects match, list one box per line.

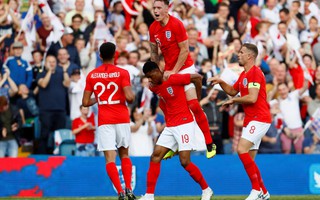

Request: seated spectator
left=72, top=105, right=96, bottom=157
left=303, top=134, right=320, bottom=154
left=3, top=42, right=33, bottom=88
left=0, top=95, right=22, bottom=157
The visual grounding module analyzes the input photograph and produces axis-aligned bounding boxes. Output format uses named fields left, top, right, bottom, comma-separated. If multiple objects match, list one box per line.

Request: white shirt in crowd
left=129, top=121, right=154, bottom=156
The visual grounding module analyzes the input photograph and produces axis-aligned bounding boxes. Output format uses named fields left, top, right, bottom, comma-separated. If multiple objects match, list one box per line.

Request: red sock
left=106, top=162, right=123, bottom=194
left=121, top=157, right=132, bottom=190
left=254, top=163, right=267, bottom=193
left=238, top=153, right=260, bottom=191
left=185, top=162, right=208, bottom=190
left=188, top=99, right=212, bottom=145
left=146, top=161, right=161, bottom=194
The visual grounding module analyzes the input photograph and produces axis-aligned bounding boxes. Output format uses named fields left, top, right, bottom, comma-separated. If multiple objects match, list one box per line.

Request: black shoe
left=118, top=192, right=126, bottom=200
left=125, top=188, right=136, bottom=200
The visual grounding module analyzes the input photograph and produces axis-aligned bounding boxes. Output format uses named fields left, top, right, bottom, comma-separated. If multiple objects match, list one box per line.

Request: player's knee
left=187, top=99, right=202, bottom=114
left=237, top=145, right=248, bottom=154
left=180, top=159, right=190, bottom=168
left=150, top=151, right=162, bottom=163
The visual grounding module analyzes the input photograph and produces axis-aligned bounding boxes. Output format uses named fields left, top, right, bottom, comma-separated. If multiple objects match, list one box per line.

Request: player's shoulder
left=149, top=21, right=159, bottom=31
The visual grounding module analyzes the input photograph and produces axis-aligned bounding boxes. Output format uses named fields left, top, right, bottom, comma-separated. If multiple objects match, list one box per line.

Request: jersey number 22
left=94, top=82, right=120, bottom=105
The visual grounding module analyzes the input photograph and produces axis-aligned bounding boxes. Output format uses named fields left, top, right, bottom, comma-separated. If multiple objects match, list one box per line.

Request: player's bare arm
left=207, top=76, right=238, bottom=96
left=190, top=73, right=203, bottom=101
left=123, top=86, right=135, bottom=104
left=150, top=42, right=160, bottom=65
left=231, top=86, right=259, bottom=104
left=82, top=90, right=97, bottom=107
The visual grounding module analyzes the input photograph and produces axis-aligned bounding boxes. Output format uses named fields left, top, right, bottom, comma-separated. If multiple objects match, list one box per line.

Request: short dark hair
left=154, top=0, right=169, bottom=6
left=279, top=8, right=289, bottom=15
left=31, top=50, right=44, bottom=56
left=242, top=43, right=258, bottom=59
left=143, top=61, right=159, bottom=75
left=303, top=54, right=313, bottom=61
left=72, top=13, right=83, bottom=22
left=99, top=42, right=116, bottom=61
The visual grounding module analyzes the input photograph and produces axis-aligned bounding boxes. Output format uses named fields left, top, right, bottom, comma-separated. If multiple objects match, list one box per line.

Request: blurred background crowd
left=0, top=0, right=319, bottom=158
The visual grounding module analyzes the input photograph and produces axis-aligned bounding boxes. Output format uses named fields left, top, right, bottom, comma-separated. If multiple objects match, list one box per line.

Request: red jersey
left=149, top=74, right=193, bottom=127
left=289, top=64, right=304, bottom=89
left=149, top=15, right=193, bottom=71
left=233, top=66, right=271, bottom=127
left=72, top=114, right=95, bottom=144
left=85, top=64, right=131, bottom=126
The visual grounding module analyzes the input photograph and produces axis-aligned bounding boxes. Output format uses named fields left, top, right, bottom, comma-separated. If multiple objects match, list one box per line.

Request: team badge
left=167, top=87, right=173, bottom=95
left=165, top=31, right=171, bottom=39
left=243, top=78, right=248, bottom=86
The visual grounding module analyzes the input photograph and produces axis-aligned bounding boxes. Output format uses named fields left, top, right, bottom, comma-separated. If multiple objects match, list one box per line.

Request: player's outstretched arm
left=123, top=86, right=135, bottom=104
left=82, top=91, right=97, bottom=107
left=207, top=77, right=238, bottom=96
left=190, top=73, right=203, bottom=101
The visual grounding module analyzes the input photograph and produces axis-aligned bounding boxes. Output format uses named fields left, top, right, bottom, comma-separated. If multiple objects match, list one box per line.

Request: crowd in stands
left=0, top=0, right=319, bottom=157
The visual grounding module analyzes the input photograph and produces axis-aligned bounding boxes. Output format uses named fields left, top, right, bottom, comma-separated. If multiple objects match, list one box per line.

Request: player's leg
left=239, top=121, right=270, bottom=200
left=179, top=150, right=213, bottom=200
left=139, top=145, right=170, bottom=200
left=116, top=123, right=136, bottom=199
left=98, top=125, right=125, bottom=197
left=118, top=147, right=136, bottom=200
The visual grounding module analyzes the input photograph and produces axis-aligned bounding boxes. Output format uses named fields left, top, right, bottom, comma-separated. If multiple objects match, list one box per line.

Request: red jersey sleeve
left=173, top=19, right=188, bottom=43
left=247, top=67, right=264, bottom=85
left=167, top=74, right=191, bottom=85
left=85, top=73, right=93, bottom=92
left=233, top=75, right=241, bottom=91
left=72, top=118, right=80, bottom=131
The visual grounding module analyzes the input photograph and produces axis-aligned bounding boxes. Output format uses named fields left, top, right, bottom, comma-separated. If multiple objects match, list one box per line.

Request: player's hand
left=2, top=128, right=7, bottom=138
left=222, top=98, right=234, bottom=107
left=163, top=71, right=174, bottom=80
left=207, top=76, right=221, bottom=85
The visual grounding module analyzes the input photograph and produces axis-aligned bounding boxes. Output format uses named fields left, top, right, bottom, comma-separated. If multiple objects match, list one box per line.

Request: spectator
left=70, top=13, right=84, bottom=42
left=57, top=48, right=80, bottom=76
left=47, top=27, right=81, bottom=67
left=64, top=0, right=94, bottom=28
left=0, top=95, right=22, bottom=158
left=37, top=13, right=53, bottom=50
left=36, top=55, right=70, bottom=154
left=30, top=50, right=44, bottom=91
left=279, top=7, right=305, bottom=38
left=188, top=27, right=209, bottom=66
left=68, top=68, right=86, bottom=120
left=303, top=134, right=320, bottom=154
left=261, top=0, right=280, bottom=24
left=3, top=42, right=33, bottom=88
left=232, top=107, right=244, bottom=154
left=0, top=68, right=18, bottom=99
left=108, top=0, right=125, bottom=33
left=308, top=84, right=320, bottom=116
left=83, top=10, right=106, bottom=44
left=129, top=107, right=154, bottom=156
left=72, top=105, right=96, bottom=157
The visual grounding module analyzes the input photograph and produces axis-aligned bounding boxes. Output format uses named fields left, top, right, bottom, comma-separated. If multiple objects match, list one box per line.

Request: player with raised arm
left=139, top=61, right=213, bottom=200
left=82, top=42, right=136, bottom=200
left=208, top=43, right=271, bottom=200
left=149, top=0, right=216, bottom=158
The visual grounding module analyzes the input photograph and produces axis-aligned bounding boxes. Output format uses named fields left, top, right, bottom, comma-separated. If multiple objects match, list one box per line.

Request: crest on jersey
left=167, top=87, right=173, bottom=95
left=243, top=78, right=248, bottom=86
left=112, top=165, right=136, bottom=193
left=165, top=31, right=171, bottom=39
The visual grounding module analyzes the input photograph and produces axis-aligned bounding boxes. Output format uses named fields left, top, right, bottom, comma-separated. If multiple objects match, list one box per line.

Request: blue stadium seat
left=59, top=140, right=76, bottom=156
left=53, top=129, right=75, bottom=155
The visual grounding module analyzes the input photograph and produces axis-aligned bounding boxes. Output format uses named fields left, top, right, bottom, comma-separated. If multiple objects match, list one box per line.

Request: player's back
left=150, top=74, right=194, bottom=127
left=85, top=64, right=131, bottom=126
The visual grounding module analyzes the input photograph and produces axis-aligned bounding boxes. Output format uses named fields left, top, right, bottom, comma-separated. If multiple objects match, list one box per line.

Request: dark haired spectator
left=57, top=48, right=80, bottom=76
left=70, top=13, right=84, bottom=43
left=30, top=50, right=44, bottom=91
left=0, top=95, right=22, bottom=158
left=64, top=0, right=94, bottom=28
left=0, top=68, right=18, bottom=99
left=36, top=55, right=70, bottom=154
left=47, top=27, right=81, bottom=67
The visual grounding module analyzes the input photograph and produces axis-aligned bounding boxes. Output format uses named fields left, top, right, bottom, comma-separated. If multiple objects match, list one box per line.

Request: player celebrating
left=208, top=43, right=271, bottom=200
left=139, top=61, right=213, bottom=200
left=149, top=0, right=216, bottom=158
left=82, top=42, right=136, bottom=200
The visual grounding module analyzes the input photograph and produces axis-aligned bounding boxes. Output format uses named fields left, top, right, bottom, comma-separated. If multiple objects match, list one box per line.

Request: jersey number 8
left=94, top=82, right=120, bottom=105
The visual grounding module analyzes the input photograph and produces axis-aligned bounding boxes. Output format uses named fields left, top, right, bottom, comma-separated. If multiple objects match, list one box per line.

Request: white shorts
left=178, top=65, right=196, bottom=91
left=97, top=123, right=131, bottom=151
left=241, top=121, right=271, bottom=150
left=156, top=121, right=196, bottom=151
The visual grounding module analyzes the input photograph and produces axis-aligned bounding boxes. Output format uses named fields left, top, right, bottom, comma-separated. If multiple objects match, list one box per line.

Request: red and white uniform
left=149, top=15, right=193, bottom=71
left=85, top=64, right=131, bottom=151
left=149, top=74, right=196, bottom=151
left=233, top=66, right=271, bottom=149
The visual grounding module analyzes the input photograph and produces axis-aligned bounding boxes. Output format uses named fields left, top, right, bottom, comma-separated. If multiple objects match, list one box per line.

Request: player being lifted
left=82, top=42, right=136, bottom=200
left=148, top=0, right=216, bottom=158
left=139, top=61, right=213, bottom=200
left=208, top=43, right=271, bottom=200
